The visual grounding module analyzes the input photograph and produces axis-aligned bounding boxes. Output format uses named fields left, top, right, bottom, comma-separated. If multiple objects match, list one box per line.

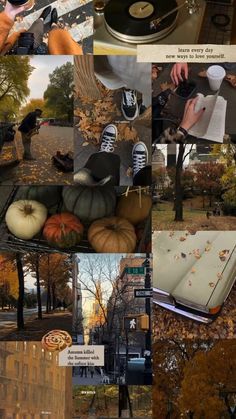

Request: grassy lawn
left=153, top=201, right=236, bottom=231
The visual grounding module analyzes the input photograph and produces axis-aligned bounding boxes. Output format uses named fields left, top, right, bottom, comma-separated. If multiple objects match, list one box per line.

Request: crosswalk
left=0, top=0, right=93, bottom=53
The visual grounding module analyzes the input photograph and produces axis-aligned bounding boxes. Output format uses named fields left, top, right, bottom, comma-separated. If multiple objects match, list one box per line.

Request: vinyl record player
left=94, top=0, right=206, bottom=53
left=104, top=0, right=179, bottom=44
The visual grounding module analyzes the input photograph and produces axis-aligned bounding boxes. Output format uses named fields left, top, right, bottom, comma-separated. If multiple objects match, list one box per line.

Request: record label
left=129, top=2, right=155, bottom=19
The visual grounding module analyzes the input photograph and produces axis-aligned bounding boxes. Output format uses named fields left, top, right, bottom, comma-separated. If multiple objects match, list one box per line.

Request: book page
left=202, top=97, right=227, bottom=142
left=188, top=93, right=218, bottom=138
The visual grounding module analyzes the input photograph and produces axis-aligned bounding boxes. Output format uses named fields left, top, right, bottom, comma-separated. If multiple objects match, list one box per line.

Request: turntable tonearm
left=95, top=0, right=201, bottom=45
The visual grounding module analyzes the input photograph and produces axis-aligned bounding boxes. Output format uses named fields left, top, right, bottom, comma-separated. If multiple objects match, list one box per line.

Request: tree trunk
left=52, top=283, right=56, bottom=310
left=35, top=255, right=42, bottom=320
left=16, top=253, right=24, bottom=330
left=202, top=193, right=205, bottom=209
left=209, top=191, right=213, bottom=208
left=174, top=144, right=184, bottom=222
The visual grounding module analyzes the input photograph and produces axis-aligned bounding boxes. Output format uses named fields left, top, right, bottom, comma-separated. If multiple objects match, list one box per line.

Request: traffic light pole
left=119, top=385, right=133, bottom=418
left=143, top=254, right=152, bottom=384
left=145, top=254, right=152, bottom=354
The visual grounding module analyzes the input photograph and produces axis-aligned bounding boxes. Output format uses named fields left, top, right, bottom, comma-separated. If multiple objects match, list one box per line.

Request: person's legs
left=133, top=165, right=151, bottom=186
left=132, top=141, right=151, bottom=186
left=21, top=132, right=35, bottom=160
left=121, top=89, right=139, bottom=121
left=48, top=8, right=83, bottom=55
left=75, top=124, right=120, bottom=185
left=26, top=6, right=52, bottom=49
left=26, top=19, right=44, bottom=48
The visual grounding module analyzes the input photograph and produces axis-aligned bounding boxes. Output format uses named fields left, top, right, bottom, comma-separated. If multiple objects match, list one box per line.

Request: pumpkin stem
left=60, top=223, right=66, bottom=235
left=24, top=204, right=33, bottom=215
left=106, top=224, right=117, bottom=231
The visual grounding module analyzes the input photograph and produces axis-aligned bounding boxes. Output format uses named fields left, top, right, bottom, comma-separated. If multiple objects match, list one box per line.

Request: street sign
left=134, top=289, right=153, bottom=298
left=125, top=267, right=145, bottom=275
left=123, top=316, right=138, bottom=331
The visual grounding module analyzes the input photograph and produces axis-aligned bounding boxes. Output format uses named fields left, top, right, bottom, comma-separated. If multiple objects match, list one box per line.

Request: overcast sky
left=28, top=56, right=73, bottom=100
left=157, top=144, right=196, bottom=167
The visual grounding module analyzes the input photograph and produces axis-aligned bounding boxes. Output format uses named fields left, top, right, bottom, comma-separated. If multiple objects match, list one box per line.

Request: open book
left=188, top=93, right=227, bottom=143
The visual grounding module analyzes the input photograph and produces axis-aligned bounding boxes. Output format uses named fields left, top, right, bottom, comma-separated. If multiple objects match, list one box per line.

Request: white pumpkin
left=5, top=200, right=47, bottom=240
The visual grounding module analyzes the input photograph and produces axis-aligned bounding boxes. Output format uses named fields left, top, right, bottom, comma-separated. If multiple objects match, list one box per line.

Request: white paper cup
left=206, top=65, right=226, bottom=91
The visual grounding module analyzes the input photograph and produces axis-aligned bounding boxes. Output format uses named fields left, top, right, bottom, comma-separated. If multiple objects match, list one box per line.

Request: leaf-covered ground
left=0, top=310, right=72, bottom=341
left=0, top=126, right=73, bottom=185
left=153, top=210, right=236, bottom=231
left=74, top=82, right=151, bottom=185
left=153, top=283, right=236, bottom=340
left=153, top=201, right=236, bottom=231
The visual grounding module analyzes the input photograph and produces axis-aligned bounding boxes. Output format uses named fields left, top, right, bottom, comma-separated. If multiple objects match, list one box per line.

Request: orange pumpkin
left=88, top=216, right=137, bottom=253
left=43, top=213, right=84, bottom=248
left=116, top=191, right=152, bottom=225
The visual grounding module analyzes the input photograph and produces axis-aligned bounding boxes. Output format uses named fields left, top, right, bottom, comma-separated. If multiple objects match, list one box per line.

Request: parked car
left=153, top=231, right=236, bottom=323
left=0, top=122, right=16, bottom=153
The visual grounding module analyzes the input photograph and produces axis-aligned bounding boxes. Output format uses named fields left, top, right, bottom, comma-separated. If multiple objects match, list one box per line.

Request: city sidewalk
left=73, top=369, right=102, bottom=385
left=0, top=310, right=72, bottom=341
left=0, top=0, right=93, bottom=53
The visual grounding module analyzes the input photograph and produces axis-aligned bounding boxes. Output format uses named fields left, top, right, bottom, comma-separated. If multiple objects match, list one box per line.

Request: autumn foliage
left=153, top=340, right=236, bottom=418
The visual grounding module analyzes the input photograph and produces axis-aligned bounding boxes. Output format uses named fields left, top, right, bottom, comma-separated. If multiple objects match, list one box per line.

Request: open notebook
left=188, top=93, right=227, bottom=143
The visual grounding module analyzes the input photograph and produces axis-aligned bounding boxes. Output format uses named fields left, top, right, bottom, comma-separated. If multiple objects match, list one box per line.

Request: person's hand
left=180, top=97, right=205, bottom=131
left=171, top=63, right=189, bottom=86
left=5, top=1, right=27, bottom=20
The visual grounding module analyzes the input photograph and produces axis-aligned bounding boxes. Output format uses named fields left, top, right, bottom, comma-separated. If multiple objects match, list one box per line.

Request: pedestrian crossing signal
left=123, top=316, right=137, bottom=331
left=123, top=314, right=149, bottom=331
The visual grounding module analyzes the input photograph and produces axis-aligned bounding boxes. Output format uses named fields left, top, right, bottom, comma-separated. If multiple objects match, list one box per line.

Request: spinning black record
left=104, top=0, right=178, bottom=44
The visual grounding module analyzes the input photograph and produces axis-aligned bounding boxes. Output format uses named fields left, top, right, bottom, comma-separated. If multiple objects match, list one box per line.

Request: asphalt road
left=0, top=307, right=46, bottom=327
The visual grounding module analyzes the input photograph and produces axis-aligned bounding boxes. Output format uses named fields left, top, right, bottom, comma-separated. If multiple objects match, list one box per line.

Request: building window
left=32, top=344, right=37, bottom=358
left=23, top=342, right=27, bottom=353
left=41, top=348, right=45, bottom=359
left=0, top=358, right=5, bottom=375
left=22, top=385, right=28, bottom=401
left=14, top=361, right=19, bottom=378
left=32, top=366, right=37, bottom=382
left=12, top=385, right=18, bottom=401
left=0, top=383, right=7, bottom=400
left=23, top=364, right=28, bottom=379
left=32, top=387, right=37, bottom=404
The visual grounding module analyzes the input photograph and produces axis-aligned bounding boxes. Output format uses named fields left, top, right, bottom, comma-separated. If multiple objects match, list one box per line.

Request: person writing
left=157, top=96, right=205, bottom=143
left=0, top=1, right=83, bottom=55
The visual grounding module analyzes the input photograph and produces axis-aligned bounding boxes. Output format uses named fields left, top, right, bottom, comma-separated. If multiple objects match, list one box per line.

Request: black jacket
left=18, top=112, right=38, bottom=134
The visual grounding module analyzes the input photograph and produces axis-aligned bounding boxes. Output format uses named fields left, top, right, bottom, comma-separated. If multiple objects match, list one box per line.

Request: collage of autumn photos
left=0, top=0, right=236, bottom=418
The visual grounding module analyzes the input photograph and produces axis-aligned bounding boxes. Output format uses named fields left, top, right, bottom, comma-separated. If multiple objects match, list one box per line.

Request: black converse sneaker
left=121, top=89, right=139, bottom=121
left=99, top=124, right=117, bottom=152
left=132, top=141, right=148, bottom=177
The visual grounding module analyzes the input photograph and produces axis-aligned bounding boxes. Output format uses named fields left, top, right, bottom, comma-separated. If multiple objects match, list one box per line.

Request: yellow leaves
left=193, top=249, right=201, bottom=259
left=117, top=124, right=139, bottom=142
left=126, top=167, right=133, bottom=178
left=219, top=249, right=230, bottom=262
left=160, top=81, right=175, bottom=91
left=75, top=86, right=139, bottom=145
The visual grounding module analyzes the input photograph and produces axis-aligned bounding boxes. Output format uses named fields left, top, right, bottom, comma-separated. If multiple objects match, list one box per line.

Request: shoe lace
left=124, top=90, right=136, bottom=107
left=100, top=134, right=115, bottom=152
left=133, top=152, right=146, bottom=174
